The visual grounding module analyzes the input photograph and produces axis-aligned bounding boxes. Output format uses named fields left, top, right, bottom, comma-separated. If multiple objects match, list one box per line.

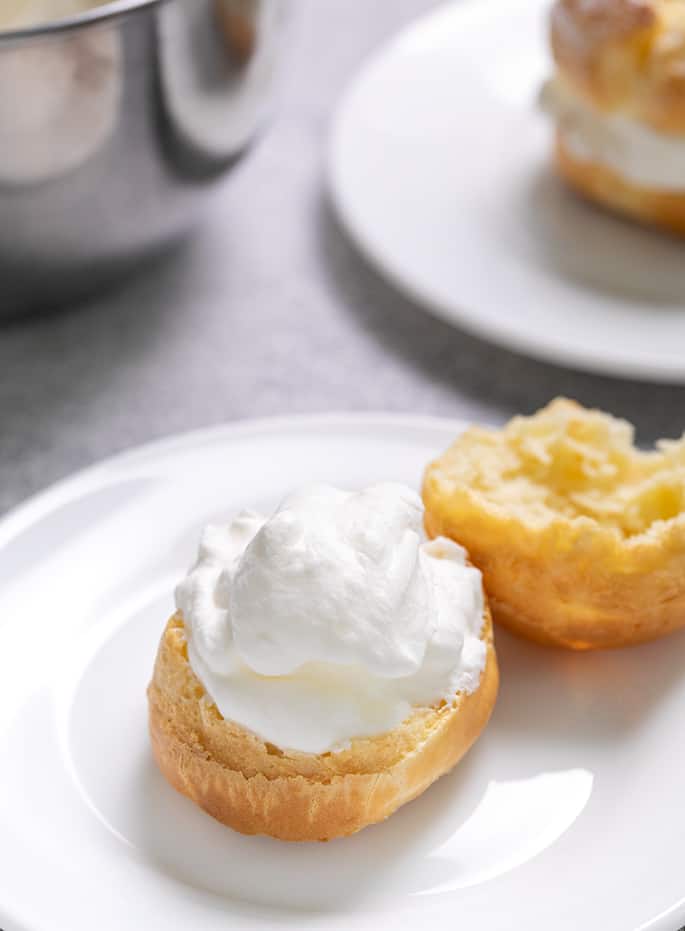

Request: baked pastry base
left=148, top=610, right=498, bottom=842
left=555, top=132, right=685, bottom=236
left=423, top=399, right=685, bottom=651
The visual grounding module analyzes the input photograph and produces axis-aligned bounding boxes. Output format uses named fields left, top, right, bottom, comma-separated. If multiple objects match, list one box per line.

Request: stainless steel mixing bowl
left=0, top=0, right=287, bottom=317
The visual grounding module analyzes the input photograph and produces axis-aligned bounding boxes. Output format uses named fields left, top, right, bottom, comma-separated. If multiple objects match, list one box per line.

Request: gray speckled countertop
left=1, top=0, right=684, bottom=517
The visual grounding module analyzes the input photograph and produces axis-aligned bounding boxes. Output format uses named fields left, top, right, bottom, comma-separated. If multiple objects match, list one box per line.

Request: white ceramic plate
left=328, top=0, right=685, bottom=383
left=1, top=414, right=684, bottom=931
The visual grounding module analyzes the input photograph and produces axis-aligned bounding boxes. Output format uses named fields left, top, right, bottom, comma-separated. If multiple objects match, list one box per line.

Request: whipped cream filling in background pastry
left=176, top=483, right=486, bottom=754
left=541, top=76, right=685, bottom=191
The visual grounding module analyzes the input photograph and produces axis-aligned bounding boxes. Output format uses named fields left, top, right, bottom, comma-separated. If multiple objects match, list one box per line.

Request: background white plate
left=1, top=414, right=684, bottom=931
left=328, top=0, right=685, bottom=383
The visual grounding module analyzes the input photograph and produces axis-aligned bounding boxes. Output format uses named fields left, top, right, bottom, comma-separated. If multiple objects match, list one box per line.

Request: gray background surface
left=2, top=0, right=684, bottom=517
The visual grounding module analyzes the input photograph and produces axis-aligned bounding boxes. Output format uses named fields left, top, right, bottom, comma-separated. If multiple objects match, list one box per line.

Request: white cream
left=540, top=76, right=685, bottom=191
left=176, top=483, right=486, bottom=754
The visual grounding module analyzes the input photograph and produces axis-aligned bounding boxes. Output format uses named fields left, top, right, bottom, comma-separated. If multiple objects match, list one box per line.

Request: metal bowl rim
left=0, top=0, right=165, bottom=43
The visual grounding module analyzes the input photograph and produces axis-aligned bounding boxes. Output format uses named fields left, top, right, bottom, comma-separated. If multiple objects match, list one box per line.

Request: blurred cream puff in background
left=541, top=0, right=685, bottom=235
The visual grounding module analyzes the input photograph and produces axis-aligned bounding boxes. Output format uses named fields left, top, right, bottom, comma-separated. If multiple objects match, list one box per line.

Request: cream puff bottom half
left=148, top=610, right=498, bottom=842
left=555, top=131, right=685, bottom=236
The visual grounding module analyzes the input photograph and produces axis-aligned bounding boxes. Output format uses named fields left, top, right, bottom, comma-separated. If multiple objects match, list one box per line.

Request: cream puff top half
left=549, top=0, right=685, bottom=133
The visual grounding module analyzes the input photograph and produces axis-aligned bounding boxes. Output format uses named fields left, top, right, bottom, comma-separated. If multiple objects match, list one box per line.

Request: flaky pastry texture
left=148, top=609, right=497, bottom=841
left=423, top=398, right=685, bottom=650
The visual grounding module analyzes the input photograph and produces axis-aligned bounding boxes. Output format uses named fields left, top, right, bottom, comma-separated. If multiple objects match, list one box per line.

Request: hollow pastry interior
left=423, top=398, right=685, bottom=649
left=439, top=399, right=685, bottom=536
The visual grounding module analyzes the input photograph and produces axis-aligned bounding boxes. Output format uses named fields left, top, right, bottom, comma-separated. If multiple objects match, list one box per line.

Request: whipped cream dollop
left=540, top=76, right=685, bottom=191
left=176, top=483, right=486, bottom=754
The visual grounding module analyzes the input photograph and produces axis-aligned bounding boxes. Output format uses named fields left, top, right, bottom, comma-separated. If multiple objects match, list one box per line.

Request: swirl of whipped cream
left=176, top=483, right=486, bottom=754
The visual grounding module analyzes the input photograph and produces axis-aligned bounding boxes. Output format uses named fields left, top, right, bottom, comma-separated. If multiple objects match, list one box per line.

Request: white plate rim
left=1, top=411, right=684, bottom=931
left=0, top=413, right=464, bottom=931
left=327, top=0, right=685, bottom=385
left=0, top=412, right=467, bottom=547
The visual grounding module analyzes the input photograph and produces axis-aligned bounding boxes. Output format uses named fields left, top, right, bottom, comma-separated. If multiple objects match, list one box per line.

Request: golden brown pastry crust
left=423, top=399, right=685, bottom=651
left=555, top=131, right=685, bottom=234
left=550, top=0, right=685, bottom=133
left=148, top=610, right=498, bottom=841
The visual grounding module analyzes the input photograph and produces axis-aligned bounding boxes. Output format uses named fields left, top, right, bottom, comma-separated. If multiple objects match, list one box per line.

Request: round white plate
left=1, top=414, right=684, bottom=931
left=329, top=0, right=685, bottom=383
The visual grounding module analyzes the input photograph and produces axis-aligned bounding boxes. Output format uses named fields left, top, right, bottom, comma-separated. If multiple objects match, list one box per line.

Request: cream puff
left=148, top=483, right=497, bottom=841
left=423, top=398, right=685, bottom=650
left=541, top=0, right=685, bottom=234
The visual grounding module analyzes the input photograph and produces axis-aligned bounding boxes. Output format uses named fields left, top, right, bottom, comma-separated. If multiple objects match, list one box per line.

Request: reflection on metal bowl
left=0, top=0, right=287, bottom=318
